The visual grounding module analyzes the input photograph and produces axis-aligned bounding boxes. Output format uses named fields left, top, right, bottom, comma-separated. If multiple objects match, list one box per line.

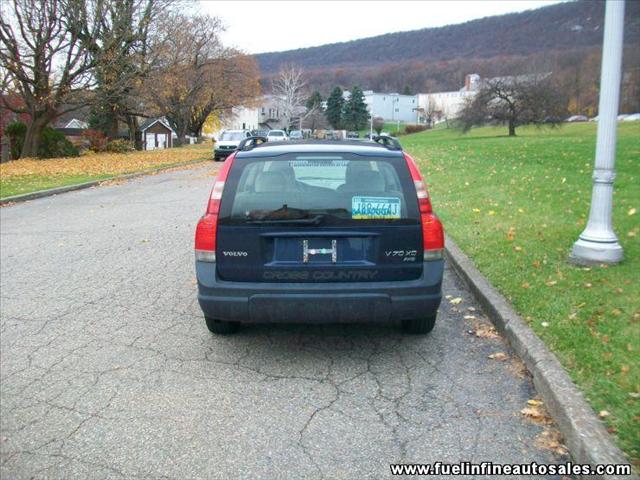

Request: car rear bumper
left=196, top=260, right=443, bottom=324
left=214, top=149, right=235, bottom=158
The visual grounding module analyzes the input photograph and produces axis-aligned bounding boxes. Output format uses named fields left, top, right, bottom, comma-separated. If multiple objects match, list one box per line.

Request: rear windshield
left=220, top=131, right=245, bottom=141
left=269, top=131, right=284, bottom=136
left=219, top=154, right=419, bottom=226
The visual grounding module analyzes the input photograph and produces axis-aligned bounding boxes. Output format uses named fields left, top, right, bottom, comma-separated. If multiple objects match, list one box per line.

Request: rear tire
left=401, top=314, right=436, bottom=335
left=205, top=317, right=240, bottom=334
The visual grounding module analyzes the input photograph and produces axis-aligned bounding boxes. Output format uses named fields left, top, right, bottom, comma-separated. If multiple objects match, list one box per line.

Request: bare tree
left=0, top=0, right=99, bottom=157
left=272, top=65, right=306, bottom=130
left=423, top=96, right=438, bottom=128
left=73, top=0, right=170, bottom=139
left=373, top=116, right=385, bottom=135
left=458, top=75, right=566, bottom=136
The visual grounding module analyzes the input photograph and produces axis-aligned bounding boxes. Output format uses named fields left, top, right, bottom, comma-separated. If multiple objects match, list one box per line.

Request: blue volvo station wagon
left=195, top=137, right=444, bottom=334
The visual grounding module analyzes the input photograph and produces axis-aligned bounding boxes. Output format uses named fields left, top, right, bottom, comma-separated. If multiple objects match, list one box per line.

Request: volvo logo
left=302, top=239, right=337, bottom=263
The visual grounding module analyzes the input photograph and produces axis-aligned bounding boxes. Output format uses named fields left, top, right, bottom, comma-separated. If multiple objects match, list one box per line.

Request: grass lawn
left=402, top=122, right=639, bottom=465
left=0, top=143, right=213, bottom=199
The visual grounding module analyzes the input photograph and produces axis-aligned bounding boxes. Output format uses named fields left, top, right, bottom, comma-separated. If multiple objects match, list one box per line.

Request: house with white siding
left=363, top=91, right=420, bottom=123
left=223, top=95, right=288, bottom=131
left=417, top=74, right=481, bottom=122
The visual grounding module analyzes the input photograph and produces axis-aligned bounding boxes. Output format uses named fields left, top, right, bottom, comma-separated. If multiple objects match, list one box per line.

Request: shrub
left=38, top=127, right=79, bottom=158
left=103, top=139, right=135, bottom=153
left=4, top=121, right=27, bottom=160
left=82, top=129, right=108, bottom=152
left=405, top=124, right=429, bottom=134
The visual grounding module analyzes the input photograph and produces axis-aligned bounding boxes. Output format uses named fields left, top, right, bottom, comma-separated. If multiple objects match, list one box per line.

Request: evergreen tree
left=306, top=91, right=323, bottom=110
left=342, top=86, right=369, bottom=131
left=325, top=87, right=344, bottom=129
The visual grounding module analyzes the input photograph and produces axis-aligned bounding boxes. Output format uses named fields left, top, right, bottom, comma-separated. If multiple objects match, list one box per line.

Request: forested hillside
left=255, top=1, right=640, bottom=114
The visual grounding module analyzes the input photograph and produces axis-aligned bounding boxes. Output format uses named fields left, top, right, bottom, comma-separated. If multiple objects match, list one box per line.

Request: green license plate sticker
left=352, top=196, right=401, bottom=219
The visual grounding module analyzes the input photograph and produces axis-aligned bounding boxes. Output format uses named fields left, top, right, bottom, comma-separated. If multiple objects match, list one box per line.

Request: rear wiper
left=246, top=214, right=325, bottom=225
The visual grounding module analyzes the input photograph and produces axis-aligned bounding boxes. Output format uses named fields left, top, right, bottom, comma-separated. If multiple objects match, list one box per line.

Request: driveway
left=0, top=165, right=569, bottom=479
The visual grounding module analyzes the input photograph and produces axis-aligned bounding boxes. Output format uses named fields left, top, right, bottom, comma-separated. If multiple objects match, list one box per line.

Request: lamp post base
left=569, top=237, right=624, bottom=266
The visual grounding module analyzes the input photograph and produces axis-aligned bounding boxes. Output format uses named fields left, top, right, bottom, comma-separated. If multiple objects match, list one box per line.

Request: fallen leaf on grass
left=0, top=146, right=209, bottom=179
left=628, top=207, right=637, bottom=216
left=488, top=352, right=509, bottom=361
left=521, top=282, right=531, bottom=289
left=598, top=410, right=610, bottom=418
left=545, top=280, right=557, bottom=287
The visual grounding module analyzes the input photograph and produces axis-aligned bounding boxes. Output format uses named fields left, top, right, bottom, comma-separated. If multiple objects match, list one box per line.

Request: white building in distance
left=417, top=74, right=481, bottom=122
left=223, top=95, right=288, bottom=132
left=363, top=91, right=420, bottom=123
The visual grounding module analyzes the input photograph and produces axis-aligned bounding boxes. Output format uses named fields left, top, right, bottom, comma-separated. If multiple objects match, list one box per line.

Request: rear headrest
left=255, top=172, right=285, bottom=192
left=345, top=161, right=371, bottom=184
left=269, top=161, right=294, bottom=175
left=342, top=171, right=385, bottom=192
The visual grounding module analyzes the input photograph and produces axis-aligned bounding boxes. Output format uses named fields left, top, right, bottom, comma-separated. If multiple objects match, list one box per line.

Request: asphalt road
left=0, top=165, right=570, bottom=479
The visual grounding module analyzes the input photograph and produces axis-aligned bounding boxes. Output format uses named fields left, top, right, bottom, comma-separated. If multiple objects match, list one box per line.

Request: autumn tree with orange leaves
left=143, top=12, right=260, bottom=145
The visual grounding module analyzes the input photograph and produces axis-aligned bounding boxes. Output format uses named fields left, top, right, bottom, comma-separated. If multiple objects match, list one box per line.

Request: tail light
left=404, top=153, right=444, bottom=261
left=195, top=153, right=236, bottom=262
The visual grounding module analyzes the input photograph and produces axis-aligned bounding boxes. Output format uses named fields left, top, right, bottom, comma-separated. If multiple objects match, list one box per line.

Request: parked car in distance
left=289, top=130, right=303, bottom=140
left=622, top=113, right=640, bottom=121
left=346, top=131, right=359, bottom=139
left=266, top=130, right=288, bottom=142
left=566, top=115, right=588, bottom=122
left=324, top=130, right=337, bottom=140
left=214, top=130, right=251, bottom=161
left=194, top=139, right=445, bottom=335
left=251, top=129, right=269, bottom=137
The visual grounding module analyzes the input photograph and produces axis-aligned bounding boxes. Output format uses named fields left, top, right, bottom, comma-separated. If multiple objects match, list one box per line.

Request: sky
left=197, top=0, right=567, bottom=54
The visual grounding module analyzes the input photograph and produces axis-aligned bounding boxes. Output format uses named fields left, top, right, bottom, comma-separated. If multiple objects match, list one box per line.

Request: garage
left=140, top=118, right=174, bottom=150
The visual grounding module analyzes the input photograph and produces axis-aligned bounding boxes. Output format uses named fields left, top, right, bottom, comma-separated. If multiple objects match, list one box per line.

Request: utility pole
left=570, top=0, right=625, bottom=265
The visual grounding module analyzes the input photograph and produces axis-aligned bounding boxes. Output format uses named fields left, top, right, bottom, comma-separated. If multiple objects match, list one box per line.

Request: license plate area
left=267, top=236, right=373, bottom=265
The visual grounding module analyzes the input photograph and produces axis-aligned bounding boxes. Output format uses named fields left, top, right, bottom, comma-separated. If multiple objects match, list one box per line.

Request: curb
left=0, top=158, right=209, bottom=205
left=444, top=235, right=636, bottom=480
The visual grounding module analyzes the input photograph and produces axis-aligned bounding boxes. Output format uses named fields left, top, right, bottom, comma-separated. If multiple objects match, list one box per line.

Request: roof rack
left=371, top=135, right=402, bottom=151
left=237, top=136, right=268, bottom=151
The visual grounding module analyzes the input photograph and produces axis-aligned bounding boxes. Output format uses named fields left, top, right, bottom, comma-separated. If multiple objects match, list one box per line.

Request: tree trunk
left=126, top=115, right=141, bottom=150
left=21, top=116, right=49, bottom=158
left=508, top=120, right=516, bottom=137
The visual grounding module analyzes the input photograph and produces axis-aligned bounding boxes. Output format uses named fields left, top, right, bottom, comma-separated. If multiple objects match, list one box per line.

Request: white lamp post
left=570, top=0, right=625, bottom=265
